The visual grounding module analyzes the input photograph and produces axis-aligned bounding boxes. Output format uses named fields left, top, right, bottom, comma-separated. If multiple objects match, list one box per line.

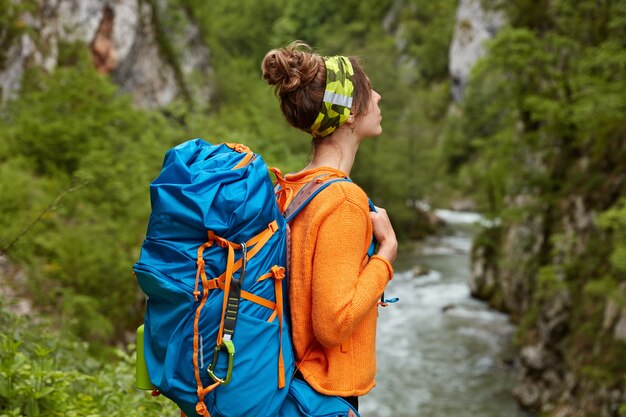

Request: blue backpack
left=133, top=139, right=361, bottom=417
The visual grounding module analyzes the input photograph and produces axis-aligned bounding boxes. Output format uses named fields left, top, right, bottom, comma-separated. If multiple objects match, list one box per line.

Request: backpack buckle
left=207, top=339, right=235, bottom=385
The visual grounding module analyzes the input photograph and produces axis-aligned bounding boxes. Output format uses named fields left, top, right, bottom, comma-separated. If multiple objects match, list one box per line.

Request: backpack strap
left=284, top=178, right=399, bottom=308
left=191, top=221, right=282, bottom=416
left=283, top=177, right=350, bottom=223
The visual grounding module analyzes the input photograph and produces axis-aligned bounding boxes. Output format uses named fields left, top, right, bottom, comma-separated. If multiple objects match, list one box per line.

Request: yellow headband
left=307, top=56, right=355, bottom=138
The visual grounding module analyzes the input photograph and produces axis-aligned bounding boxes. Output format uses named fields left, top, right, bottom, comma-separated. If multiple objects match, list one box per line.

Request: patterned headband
left=307, top=56, right=355, bottom=138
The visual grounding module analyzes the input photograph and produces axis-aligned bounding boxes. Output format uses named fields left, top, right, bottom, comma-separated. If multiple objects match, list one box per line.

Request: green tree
left=0, top=46, right=179, bottom=345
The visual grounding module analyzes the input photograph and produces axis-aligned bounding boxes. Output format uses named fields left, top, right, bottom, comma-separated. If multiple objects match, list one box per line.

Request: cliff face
left=470, top=194, right=626, bottom=416
left=448, top=0, right=505, bottom=102
left=450, top=0, right=626, bottom=417
left=452, top=0, right=626, bottom=415
left=0, top=0, right=212, bottom=109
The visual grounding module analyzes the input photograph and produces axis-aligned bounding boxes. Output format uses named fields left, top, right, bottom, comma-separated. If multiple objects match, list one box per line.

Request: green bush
left=0, top=304, right=176, bottom=417
left=0, top=49, right=179, bottom=346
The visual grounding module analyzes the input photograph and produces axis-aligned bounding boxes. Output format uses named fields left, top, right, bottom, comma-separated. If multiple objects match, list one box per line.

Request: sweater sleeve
left=311, top=198, right=393, bottom=348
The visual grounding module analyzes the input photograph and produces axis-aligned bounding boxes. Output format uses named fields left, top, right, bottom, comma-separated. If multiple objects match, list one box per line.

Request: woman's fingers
left=370, top=207, right=398, bottom=263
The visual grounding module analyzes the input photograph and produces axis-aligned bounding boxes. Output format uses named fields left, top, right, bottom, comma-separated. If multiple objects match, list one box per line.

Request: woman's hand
left=370, top=206, right=398, bottom=263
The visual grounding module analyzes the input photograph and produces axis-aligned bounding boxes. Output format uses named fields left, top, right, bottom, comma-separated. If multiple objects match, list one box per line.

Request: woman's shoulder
left=332, top=179, right=368, bottom=201
left=313, top=180, right=370, bottom=214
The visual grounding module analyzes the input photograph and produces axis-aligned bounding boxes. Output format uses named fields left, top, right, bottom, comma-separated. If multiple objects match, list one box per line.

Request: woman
left=261, top=41, right=398, bottom=412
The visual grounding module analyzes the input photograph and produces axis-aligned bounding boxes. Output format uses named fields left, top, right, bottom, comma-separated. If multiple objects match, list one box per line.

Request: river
left=360, top=210, right=536, bottom=417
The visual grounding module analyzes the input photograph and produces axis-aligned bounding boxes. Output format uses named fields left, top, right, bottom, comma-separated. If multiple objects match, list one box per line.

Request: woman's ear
left=346, top=113, right=356, bottom=126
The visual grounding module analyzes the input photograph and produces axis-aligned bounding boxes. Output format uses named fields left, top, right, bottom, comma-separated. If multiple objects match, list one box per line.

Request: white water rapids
left=360, top=211, right=535, bottom=417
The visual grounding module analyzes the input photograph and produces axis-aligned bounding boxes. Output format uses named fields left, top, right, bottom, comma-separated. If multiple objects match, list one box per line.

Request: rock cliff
left=470, top=195, right=626, bottom=415
left=448, top=0, right=505, bottom=101
left=454, top=1, right=626, bottom=415
left=0, top=0, right=212, bottom=109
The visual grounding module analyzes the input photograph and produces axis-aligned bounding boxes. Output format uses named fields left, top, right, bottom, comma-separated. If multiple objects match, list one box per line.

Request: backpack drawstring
left=271, top=167, right=295, bottom=214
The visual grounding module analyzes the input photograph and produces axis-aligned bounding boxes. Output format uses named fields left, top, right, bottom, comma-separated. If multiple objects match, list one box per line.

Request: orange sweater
left=282, top=167, right=394, bottom=397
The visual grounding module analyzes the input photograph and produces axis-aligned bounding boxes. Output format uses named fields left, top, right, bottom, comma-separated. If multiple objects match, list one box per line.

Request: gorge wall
left=0, top=0, right=212, bottom=109
left=452, top=0, right=626, bottom=416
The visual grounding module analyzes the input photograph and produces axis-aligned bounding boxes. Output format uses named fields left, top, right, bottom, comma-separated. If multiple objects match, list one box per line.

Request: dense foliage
left=444, top=0, right=626, bottom=412
left=0, top=304, right=176, bottom=416
left=0, top=45, right=180, bottom=345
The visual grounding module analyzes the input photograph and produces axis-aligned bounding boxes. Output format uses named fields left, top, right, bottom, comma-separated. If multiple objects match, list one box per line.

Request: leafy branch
left=0, top=178, right=89, bottom=256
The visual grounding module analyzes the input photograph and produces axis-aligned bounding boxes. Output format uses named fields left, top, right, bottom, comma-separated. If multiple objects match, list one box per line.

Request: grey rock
left=543, top=369, right=563, bottom=387
left=555, top=196, right=596, bottom=263
left=613, top=310, right=626, bottom=342
left=56, top=0, right=104, bottom=43
left=381, top=0, right=419, bottom=85
left=539, top=288, right=571, bottom=343
left=602, top=298, right=621, bottom=330
left=111, top=0, right=140, bottom=63
left=111, top=1, right=177, bottom=108
left=552, top=405, right=585, bottom=417
left=0, top=35, right=36, bottom=105
left=177, top=17, right=213, bottom=106
left=499, top=213, right=545, bottom=315
left=519, top=344, right=554, bottom=371
left=0, top=254, right=32, bottom=315
left=0, top=0, right=212, bottom=109
left=449, top=0, right=506, bottom=101
left=602, top=283, right=626, bottom=341
left=469, top=243, right=497, bottom=298
left=512, top=376, right=542, bottom=409
left=412, top=264, right=430, bottom=277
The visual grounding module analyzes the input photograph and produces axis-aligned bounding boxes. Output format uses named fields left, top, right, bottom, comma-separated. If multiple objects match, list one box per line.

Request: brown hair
left=261, top=41, right=372, bottom=133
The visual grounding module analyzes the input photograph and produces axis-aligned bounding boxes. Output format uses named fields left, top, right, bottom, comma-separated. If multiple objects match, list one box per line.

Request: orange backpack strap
left=224, top=143, right=254, bottom=170
left=258, top=265, right=287, bottom=387
left=191, top=220, right=282, bottom=413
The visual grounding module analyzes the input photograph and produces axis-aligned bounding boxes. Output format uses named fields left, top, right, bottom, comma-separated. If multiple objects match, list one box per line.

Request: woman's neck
left=303, top=128, right=360, bottom=175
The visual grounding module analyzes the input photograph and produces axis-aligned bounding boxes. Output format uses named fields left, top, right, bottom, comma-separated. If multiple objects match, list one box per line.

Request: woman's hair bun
left=261, top=41, right=321, bottom=95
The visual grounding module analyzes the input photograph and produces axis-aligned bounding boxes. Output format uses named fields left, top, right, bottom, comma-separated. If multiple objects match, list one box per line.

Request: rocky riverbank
left=448, top=0, right=626, bottom=415
left=470, top=198, right=626, bottom=416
